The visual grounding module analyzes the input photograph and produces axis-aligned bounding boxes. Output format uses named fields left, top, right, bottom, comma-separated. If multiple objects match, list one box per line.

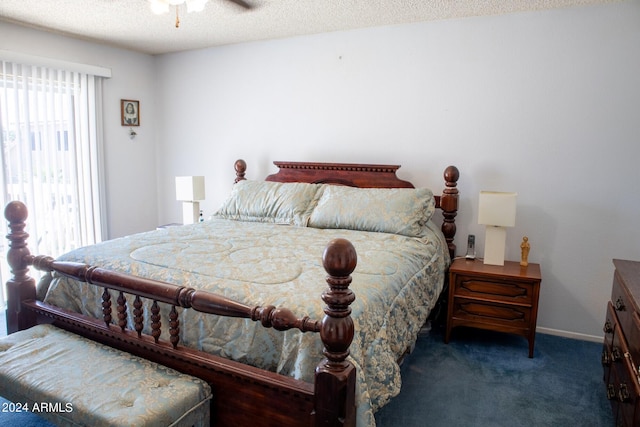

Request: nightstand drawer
left=451, top=298, right=532, bottom=329
left=453, top=274, right=535, bottom=306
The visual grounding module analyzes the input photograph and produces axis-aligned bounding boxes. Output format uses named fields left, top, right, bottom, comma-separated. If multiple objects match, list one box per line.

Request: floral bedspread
left=42, top=218, right=449, bottom=427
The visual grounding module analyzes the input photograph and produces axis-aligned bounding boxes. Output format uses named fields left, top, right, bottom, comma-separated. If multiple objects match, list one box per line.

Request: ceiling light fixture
left=148, top=0, right=209, bottom=28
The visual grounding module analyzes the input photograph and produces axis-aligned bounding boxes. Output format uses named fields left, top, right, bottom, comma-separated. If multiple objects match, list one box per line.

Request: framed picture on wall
left=121, top=99, right=140, bottom=126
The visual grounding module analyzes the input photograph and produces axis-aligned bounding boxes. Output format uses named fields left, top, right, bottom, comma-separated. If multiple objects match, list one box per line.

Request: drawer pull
left=601, top=349, right=612, bottom=366
left=615, top=297, right=626, bottom=311
left=611, top=347, right=622, bottom=362
left=607, top=384, right=616, bottom=400
left=618, top=383, right=630, bottom=403
left=603, top=320, right=613, bottom=334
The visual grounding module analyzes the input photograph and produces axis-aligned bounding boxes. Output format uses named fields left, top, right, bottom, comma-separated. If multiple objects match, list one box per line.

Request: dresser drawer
left=602, top=302, right=619, bottom=383
left=612, top=272, right=635, bottom=334
left=454, top=274, right=534, bottom=305
left=627, top=312, right=640, bottom=365
left=611, top=329, right=640, bottom=427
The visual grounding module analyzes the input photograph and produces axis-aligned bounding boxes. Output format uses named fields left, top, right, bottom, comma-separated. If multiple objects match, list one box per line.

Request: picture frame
left=121, top=99, right=140, bottom=126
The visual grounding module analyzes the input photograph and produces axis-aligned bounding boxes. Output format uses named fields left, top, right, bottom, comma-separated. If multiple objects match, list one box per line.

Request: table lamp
left=478, top=191, right=517, bottom=266
left=175, top=176, right=205, bottom=224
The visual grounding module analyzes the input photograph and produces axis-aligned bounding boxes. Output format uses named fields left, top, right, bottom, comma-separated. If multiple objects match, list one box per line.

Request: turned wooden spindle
left=234, top=159, right=247, bottom=183
left=102, top=288, right=112, bottom=327
left=117, top=291, right=127, bottom=331
left=441, top=165, right=460, bottom=259
left=133, top=295, right=144, bottom=337
left=151, top=301, right=161, bottom=343
left=169, top=306, right=180, bottom=349
left=314, top=237, right=357, bottom=427
left=4, top=201, right=36, bottom=333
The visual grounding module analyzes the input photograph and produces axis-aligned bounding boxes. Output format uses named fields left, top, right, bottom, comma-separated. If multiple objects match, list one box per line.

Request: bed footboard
left=4, top=201, right=357, bottom=427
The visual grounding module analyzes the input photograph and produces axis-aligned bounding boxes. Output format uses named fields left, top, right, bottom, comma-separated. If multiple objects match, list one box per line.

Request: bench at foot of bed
left=0, top=324, right=212, bottom=427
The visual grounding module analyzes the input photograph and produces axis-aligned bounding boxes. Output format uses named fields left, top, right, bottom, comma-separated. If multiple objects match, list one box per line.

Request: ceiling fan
left=148, top=0, right=253, bottom=28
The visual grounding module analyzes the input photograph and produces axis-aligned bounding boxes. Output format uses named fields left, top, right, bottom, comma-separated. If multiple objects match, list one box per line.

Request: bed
left=4, top=159, right=460, bottom=427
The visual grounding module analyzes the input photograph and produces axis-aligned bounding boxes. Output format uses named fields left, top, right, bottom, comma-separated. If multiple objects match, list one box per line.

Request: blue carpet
left=375, top=324, right=614, bottom=427
left=0, top=324, right=613, bottom=427
left=0, top=398, right=56, bottom=427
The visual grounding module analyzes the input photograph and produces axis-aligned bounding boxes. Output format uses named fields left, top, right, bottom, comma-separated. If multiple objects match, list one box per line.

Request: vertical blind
left=0, top=60, right=106, bottom=303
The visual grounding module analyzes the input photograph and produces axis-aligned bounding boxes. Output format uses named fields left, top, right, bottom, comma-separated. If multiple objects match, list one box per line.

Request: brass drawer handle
left=601, top=349, right=612, bottom=366
left=612, top=347, right=622, bottom=362
left=603, top=320, right=613, bottom=334
left=615, top=296, right=626, bottom=311
left=607, top=383, right=616, bottom=400
left=618, top=383, right=630, bottom=403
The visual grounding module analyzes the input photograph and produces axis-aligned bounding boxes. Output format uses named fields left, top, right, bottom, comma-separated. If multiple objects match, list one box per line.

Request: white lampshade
left=478, top=191, right=517, bottom=266
left=478, top=191, right=517, bottom=227
left=186, top=0, right=208, bottom=12
left=175, top=176, right=205, bottom=201
left=148, top=0, right=209, bottom=14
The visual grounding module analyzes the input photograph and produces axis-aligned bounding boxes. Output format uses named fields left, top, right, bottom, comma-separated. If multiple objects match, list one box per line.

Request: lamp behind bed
left=176, top=176, right=205, bottom=224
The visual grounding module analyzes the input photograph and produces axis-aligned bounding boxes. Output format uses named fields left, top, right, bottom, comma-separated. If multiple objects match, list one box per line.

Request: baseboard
left=537, top=326, right=602, bottom=343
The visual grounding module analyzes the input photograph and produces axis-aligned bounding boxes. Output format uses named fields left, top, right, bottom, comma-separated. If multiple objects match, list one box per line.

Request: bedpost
left=234, top=159, right=247, bottom=183
left=4, top=201, right=36, bottom=334
left=441, top=165, right=460, bottom=259
left=314, top=238, right=357, bottom=427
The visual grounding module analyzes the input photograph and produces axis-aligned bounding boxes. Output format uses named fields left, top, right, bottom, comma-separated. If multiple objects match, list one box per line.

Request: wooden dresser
left=602, top=259, right=640, bottom=426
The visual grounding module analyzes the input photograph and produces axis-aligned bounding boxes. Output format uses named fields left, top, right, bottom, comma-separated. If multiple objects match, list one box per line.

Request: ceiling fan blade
left=224, top=0, right=253, bottom=9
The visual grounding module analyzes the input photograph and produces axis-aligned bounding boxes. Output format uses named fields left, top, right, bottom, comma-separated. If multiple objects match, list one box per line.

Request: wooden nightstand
left=445, top=258, right=542, bottom=357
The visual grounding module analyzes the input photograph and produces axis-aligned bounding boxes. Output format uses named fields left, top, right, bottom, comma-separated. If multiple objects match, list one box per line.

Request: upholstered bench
left=0, top=324, right=212, bottom=427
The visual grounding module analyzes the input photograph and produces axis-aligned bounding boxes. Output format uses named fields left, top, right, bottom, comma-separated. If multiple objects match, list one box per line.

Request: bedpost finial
left=234, top=159, right=247, bottom=183
left=443, top=165, right=459, bottom=187
left=316, top=238, right=357, bottom=424
left=4, top=200, right=28, bottom=224
left=4, top=200, right=36, bottom=333
left=322, top=238, right=357, bottom=278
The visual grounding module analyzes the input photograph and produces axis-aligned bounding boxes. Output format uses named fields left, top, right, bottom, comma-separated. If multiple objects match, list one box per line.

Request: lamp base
left=182, top=201, right=200, bottom=225
left=484, top=226, right=507, bottom=266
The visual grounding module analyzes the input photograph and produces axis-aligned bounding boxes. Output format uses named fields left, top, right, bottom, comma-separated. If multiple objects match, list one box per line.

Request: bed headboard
left=233, top=159, right=459, bottom=258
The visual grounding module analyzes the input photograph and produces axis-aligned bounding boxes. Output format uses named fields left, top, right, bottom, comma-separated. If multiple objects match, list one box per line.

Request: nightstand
left=445, top=258, right=542, bottom=357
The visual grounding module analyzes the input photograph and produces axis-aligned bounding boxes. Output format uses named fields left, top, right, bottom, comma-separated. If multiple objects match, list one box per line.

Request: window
left=0, top=60, right=107, bottom=304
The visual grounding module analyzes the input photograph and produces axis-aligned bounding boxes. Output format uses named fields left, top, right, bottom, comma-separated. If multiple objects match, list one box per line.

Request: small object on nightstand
left=465, top=234, right=476, bottom=260
left=520, top=236, right=530, bottom=267
left=445, top=258, right=542, bottom=357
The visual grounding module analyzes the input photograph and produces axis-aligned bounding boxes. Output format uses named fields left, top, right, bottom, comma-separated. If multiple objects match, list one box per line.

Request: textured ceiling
left=0, top=0, right=617, bottom=55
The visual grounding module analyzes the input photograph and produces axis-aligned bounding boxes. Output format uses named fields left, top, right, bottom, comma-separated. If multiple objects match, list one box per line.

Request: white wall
left=0, top=22, right=159, bottom=239
left=2, top=1, right=638, bottom=338
left=155, top=1, right=640, bottom=338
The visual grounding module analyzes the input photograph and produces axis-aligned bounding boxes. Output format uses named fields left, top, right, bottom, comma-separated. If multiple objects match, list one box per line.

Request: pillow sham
left=213, top=180, right=323, bottom=226
left=308, top=186, right=435, bottom=237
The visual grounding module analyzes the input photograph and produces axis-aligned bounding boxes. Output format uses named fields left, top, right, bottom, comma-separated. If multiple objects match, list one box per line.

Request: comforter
left=41, top=182, right=449, bottom=427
